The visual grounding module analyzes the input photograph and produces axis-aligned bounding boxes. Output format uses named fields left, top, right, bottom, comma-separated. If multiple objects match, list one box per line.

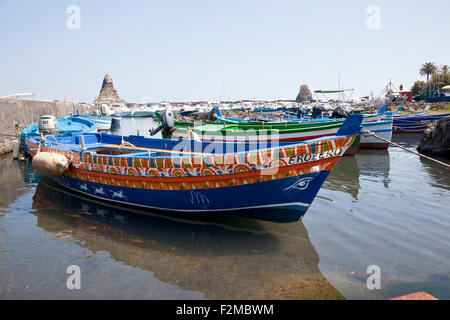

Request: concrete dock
left=0, top=98, right=90, bottom=155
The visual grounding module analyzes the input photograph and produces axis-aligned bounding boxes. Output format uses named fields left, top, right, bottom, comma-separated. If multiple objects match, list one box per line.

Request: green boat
left=153, top=113, right=361, bottom=156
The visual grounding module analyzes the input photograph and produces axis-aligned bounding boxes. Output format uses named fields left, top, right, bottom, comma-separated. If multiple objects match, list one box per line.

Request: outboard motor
left=38, top=115, right=59, bottom=135
left=311, top=106, right=327, bottom=119
left=331, top=106, right=349, bottom=119
left=149, top=110, right=175, bottom=136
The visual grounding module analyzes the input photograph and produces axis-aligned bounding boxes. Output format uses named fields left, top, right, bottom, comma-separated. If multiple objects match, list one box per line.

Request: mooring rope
left=362, top=130, right=450, bottom=169
left=0, top=133, right=19, bottom=137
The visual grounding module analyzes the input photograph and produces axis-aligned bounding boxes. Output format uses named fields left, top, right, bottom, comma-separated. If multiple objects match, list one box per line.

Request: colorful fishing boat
left=24, top=115, right=363, bottom=222
left=155, top=113, right=361, bottom=156
left=223, top=107, right=393, bottom=149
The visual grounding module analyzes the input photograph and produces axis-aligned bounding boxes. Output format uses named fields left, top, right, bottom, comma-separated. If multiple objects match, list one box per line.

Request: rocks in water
left=296, top=84, right=312, bottom=102
left=417, top=117, right=450, bottom=158
left=93, top=74, right=125, bottom=105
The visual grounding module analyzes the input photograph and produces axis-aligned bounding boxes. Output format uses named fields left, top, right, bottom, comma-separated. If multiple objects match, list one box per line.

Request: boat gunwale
left=25, top=132, right=356, bottom=162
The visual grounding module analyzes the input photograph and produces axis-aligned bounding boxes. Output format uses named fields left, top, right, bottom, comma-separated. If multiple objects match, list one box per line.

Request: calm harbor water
left=0, top=118, right=449, bottom=299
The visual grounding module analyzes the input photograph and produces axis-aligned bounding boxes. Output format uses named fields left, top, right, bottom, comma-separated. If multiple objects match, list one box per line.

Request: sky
left=0, top=0, right=449, bottom=103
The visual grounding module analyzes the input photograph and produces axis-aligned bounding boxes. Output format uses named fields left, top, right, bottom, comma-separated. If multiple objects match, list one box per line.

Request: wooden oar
left=101, top=144, right=214, bottom=156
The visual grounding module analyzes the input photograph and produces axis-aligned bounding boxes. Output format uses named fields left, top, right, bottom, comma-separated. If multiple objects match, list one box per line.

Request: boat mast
left=338, top=70, right=341, bottom=101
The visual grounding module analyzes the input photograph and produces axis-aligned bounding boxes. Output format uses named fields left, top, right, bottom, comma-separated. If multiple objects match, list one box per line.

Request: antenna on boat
left=338, top=70, right=341, bottom=100
left=218, top=76, right=226, bottom=110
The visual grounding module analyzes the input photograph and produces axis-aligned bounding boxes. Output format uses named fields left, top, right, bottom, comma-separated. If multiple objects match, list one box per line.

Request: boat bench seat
left=73, top=134, right=100, bottom=145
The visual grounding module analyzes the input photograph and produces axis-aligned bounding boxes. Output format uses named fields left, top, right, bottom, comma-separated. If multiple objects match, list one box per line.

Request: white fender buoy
left=187, top=127, right=200, bottom=141
left=12, top=139, right=21, bottom=159
left=32, top=152, right=70, bottom=176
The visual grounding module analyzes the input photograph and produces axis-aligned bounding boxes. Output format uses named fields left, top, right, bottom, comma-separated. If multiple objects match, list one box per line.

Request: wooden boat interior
left=36, top=132, right=301, bottom=158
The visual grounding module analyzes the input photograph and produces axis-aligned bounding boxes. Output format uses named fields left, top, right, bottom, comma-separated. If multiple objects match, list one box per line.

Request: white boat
left=74, top=113, right=112, bottom=131
left=130, top=105, right=154, bottom=117
left=360, top=118, right=393, bottom=149
left=101, top=103, right=132, bottom=118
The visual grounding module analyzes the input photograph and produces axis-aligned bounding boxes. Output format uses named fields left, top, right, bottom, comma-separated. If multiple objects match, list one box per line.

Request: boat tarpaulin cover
left=314, top=89, right=355, bottom=94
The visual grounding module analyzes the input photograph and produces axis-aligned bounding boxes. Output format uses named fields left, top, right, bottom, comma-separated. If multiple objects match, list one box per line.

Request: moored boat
left=21, top=115, right=97, bottom=137
left=20, top=115, right=98, bottom=153
left=360, top=119, right=393, bottom=149
left=73, top=112, right=112, bottom=131
left=110, top=113, right=121, bottom=128
left=24, top=115, right=363, bottom=222
left=393, top=112, right=450, bottom=133
left=154, top=113, right=361, bottom=156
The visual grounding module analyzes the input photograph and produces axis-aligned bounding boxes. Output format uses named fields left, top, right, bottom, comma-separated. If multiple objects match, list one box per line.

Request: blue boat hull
left=393, top=113, right=450, bottom=133
left=49, top=170, right=331, bottom=222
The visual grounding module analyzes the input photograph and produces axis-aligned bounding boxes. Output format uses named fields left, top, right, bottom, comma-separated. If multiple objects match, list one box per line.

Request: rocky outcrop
left=296, top=84, right=312, bottom=102
left=417, top=117, right=450, bottom=158
left=93, top=74, right=125, bottom=105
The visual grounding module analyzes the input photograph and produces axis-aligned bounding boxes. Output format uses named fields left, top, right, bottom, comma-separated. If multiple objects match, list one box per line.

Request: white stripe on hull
left=173, top=128, right=340, bottom=142
left=361, top=122, right=392, bottom=145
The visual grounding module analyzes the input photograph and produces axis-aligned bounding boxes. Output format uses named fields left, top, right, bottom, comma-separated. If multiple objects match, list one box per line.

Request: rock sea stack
left=93, top=74, right=125, bottom=105
left=296, top=84, right=312, bottom=102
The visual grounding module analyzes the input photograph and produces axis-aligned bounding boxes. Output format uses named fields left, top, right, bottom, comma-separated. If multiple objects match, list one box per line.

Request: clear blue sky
left=1, top=0, right=449, bottom=102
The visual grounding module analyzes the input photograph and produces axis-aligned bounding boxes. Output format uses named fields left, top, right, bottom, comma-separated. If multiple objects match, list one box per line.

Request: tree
left=441, top=65, right=449, bottom=82
left=419, top=62, right=438, bottom=82
left=428, top=65, right=450, bottom=89
left=411, top=80, right=427, bottom=95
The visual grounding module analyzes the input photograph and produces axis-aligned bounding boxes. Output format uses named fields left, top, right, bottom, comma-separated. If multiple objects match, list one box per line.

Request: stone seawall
left=0, top=99, right=91, bottom=155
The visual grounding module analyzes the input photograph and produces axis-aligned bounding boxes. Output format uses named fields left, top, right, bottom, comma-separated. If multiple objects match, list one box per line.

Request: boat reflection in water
left=322, top=156, right=360, bottom=200
left=32, top=178, right=344, bottom=299
left=321, top=149, right=390, bottom=199
left=356, top=149, right=391, bottom=189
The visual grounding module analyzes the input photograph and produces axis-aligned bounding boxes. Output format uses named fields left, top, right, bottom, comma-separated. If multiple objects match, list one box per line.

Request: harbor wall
left=0, top=98, right=91, bottom=155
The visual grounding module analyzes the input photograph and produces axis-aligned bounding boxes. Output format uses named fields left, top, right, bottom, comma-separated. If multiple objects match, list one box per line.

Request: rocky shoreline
left=417, top=117, right=450, bottom=158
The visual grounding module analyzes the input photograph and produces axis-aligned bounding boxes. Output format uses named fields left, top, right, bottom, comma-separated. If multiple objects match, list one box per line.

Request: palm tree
left=419, top=62, right=437, bottom=81
left=441, top=65, right=450, bottom=87
left=441, top=65, right=449, bottom=76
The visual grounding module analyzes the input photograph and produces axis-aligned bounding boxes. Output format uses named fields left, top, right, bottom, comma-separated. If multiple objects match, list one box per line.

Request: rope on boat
left=119, top=136, right=138, bottom=149
left=362, top=130, right=450, bottom=169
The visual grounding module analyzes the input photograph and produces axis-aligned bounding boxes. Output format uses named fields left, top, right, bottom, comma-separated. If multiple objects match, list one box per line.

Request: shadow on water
left=30, top=178, right=344, bottom=299
left=0, top=155, right=36, bottom=207
left=420, top=157, right=450, bottom=191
